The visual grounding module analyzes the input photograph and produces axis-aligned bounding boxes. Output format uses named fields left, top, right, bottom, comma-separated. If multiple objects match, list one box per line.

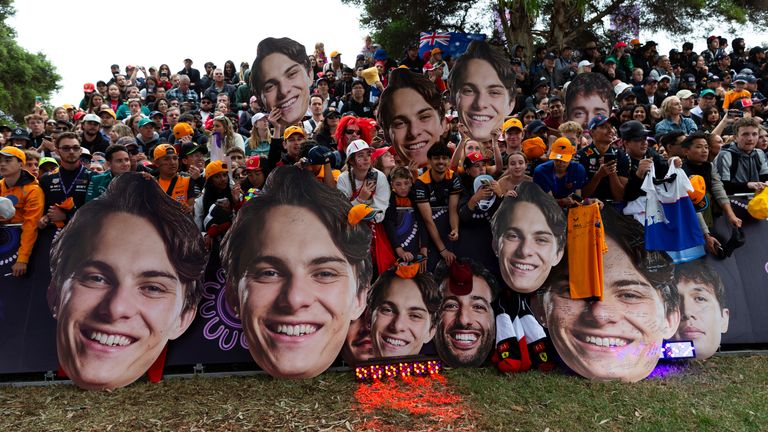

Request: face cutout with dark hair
left=47, top=173, right=207, bottom=390
left=449, top=41, right=516, bottom=143
left=250, top=37, right=312, bottom=127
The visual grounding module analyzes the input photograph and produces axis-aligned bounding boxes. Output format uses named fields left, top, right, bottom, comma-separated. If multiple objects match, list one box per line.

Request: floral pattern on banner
left=200, top=268, right=248, bottom=350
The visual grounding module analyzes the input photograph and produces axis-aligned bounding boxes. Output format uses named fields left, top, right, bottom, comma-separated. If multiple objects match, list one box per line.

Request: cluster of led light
left=659, top=340, right=696, bottom=359
left=355, top=357, right=442, bottom=382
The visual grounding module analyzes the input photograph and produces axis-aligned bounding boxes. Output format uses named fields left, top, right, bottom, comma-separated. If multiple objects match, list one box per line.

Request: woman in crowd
left=245, top=113, right=271, bottom=158
left=210, top=116, right=245, bottom=155
left=334, top=115, right=375, bottom=154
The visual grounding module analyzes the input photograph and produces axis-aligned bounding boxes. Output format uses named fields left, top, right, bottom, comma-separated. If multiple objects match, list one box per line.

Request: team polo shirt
left=575, top=143, right=630, bottom=200
left=414, top=168, right=463, bottom=206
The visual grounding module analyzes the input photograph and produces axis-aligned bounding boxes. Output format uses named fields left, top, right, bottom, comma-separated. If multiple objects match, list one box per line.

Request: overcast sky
left=7, top=1, right=768, bottom=107
left=8, top=0, right=370, bottom=106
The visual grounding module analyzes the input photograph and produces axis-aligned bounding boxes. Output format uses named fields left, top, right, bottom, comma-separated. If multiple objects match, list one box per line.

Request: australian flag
left=419, top=32, right=486, bottom=60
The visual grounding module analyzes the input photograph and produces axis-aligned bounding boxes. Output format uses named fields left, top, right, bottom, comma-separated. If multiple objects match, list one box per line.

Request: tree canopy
left=347, top=0, right=768, bottom=62
left=0, top=0, right=60, bottom=125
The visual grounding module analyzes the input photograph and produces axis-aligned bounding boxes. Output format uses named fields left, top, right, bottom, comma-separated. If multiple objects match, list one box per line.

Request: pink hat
left=614, top=41, right=628, bottom=49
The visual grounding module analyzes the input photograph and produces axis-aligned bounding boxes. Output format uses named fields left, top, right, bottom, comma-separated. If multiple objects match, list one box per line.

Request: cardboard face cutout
left=250, top=37, right=312, bottom=128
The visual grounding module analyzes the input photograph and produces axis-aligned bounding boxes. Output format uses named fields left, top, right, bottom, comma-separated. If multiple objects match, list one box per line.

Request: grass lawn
left=1, top=355, right=766, bottom=431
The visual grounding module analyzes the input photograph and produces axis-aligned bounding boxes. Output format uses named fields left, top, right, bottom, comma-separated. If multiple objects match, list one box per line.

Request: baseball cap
left=38, top=156, right=59, bottom=168
left=676, top=89, right=695, bottom=99
left=348, top=203, right=379, bottom=225
left=502, top=117, right=523, bottom=132
left=544, top=52, right=556, bottom=60
left=613, top=41, right=628, bottom=49
left=0, top=146, right=26, bottom=164
left=251, top=112, right=267, bottom=126
left=330, top=51, right=341, bottom=58
left=80, top=147, right=92, bottom=160
left=244, top=155, right=263, bottom=171
left=643, top=76, right=658, bottom=85
left=345, top=139, right=371, bottom=159
left=152, top=144, right=177, bottom=160
left=619, top=120, right=648, bottom=141
left=533, top=76, right=550, bottom=89
left=587, top=113, right=611, bottom=130
left=249, top=95, right=258, bottom=104
left=526, top=119, right=548, bottom=134
left=578, top=60, right=594, bottom=68
left=659, top=74, right=672, bottom=82
left=180, top=142, right=207, bottom=157
left=549, top=137, right=576, bottom=163
left=688, top=175, right=708, bottom=212
left=734, top=74, right=748, bottom=83
left=371, top=146, right=391, bottom=164
left=173, top=122, right=195, bottom=140
left=431, top=47, right=443, bottom=55
left=205, top=160, right=228, bottom=178
left=463, top=151, right=488, bottom=169
left=9, top=128, right=30, bottom=141
left=173, top=122, right=195, bottom=139
left=283, top=125, right=305, bottom=140
left=138, top=118, right=157, bottom=128
left=98, top=108, right=117, bottom=119
left=700, top=89, right=717, bottom=98
left=522, top=137, right=546, bottom=160
left=149, top=110, right=163, bottom=119
left=83, top=83, right=95, bottom=93
left=614, top=82, right=632, bottom=97
left=83, top=113, right=102, bottom=124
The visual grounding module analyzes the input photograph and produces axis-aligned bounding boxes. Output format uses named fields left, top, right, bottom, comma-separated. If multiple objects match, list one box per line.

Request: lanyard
left=60, top=165, right=85, bottom=197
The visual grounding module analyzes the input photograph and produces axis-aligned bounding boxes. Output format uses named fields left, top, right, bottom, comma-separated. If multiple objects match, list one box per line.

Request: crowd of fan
left=1, top=34, right=767, bottom=278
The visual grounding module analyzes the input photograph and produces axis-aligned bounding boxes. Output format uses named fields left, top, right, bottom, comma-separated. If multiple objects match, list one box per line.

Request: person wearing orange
left=0, top=146, right=44, bottom=277
left=152, top=144, right=195, bottom=212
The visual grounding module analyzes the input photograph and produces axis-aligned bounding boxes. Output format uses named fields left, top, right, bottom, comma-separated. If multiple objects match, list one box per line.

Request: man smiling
left=250, top=37, right=313, bottom=127
left=221, top=168, right=372, bottom=378
left=433, top=258, right=497, bottom=367
left=47, top=173, right=207, bottom=390
left=448, top=40, right=516, bottom=143
left=538, top=209, right=680, bottom=382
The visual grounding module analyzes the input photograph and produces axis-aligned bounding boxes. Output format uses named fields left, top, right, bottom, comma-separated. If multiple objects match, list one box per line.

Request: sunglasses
left=58, top=145, right=81, bottom=152
left=345, top=129, right=361, bottom=136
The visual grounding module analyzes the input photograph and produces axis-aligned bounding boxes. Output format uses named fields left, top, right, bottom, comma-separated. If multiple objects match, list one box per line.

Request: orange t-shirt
left=567, top=203, right=607, bottom=300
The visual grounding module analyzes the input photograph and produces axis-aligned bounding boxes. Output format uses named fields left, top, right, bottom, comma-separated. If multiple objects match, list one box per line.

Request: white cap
left=676, top=89, right=694, bottom=99
left=345, top=139, right=371, bottom=158
left=80, top=147, right=91, bottom=155
left=614, top=82, right=632, bottom=97
left=251, top=112, right=267, bottom=126
left=82, top=113, right=101, bottom=124
left=659, top=74, right=672, bottom=82
left=578, top=60, right=594, bottom=68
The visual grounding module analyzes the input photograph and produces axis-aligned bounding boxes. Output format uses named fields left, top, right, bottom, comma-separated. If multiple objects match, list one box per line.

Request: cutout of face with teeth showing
left=455, top=59, right=514, bottom=143
left=237, top=205, right=367, bottom=378
left=370, top=277, right=436, bottom=358
left=386, top=87, right=448, bottom=168
left=55, top=213, right=196, bottom=390
left=434, top=276, right=495, bottom=367
left=496, top=201, right=564, bottom=294
left=259, top=53, right=312, bottom=127
left=543, top=237, right=680, bottom=382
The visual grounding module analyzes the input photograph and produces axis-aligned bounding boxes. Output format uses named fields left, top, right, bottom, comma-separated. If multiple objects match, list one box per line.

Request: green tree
left=494, top=0, right=768, bottom=59
left=342, top=0, right=481, bottom=60
left=0, top=0, right=60, bottom=124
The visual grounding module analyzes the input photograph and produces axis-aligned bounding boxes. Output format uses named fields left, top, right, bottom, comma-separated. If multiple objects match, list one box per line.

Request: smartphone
left=480, top=178, right=492, bottom=187
left=366, top=170, right=377, bottom=183
left=728, top=109, right=744, bottom=118
left=603, top=152, right=617, bottom=164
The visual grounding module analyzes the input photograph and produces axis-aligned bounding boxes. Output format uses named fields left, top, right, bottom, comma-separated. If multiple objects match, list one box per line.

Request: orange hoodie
left=1, top=169, right=44, bottom=264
